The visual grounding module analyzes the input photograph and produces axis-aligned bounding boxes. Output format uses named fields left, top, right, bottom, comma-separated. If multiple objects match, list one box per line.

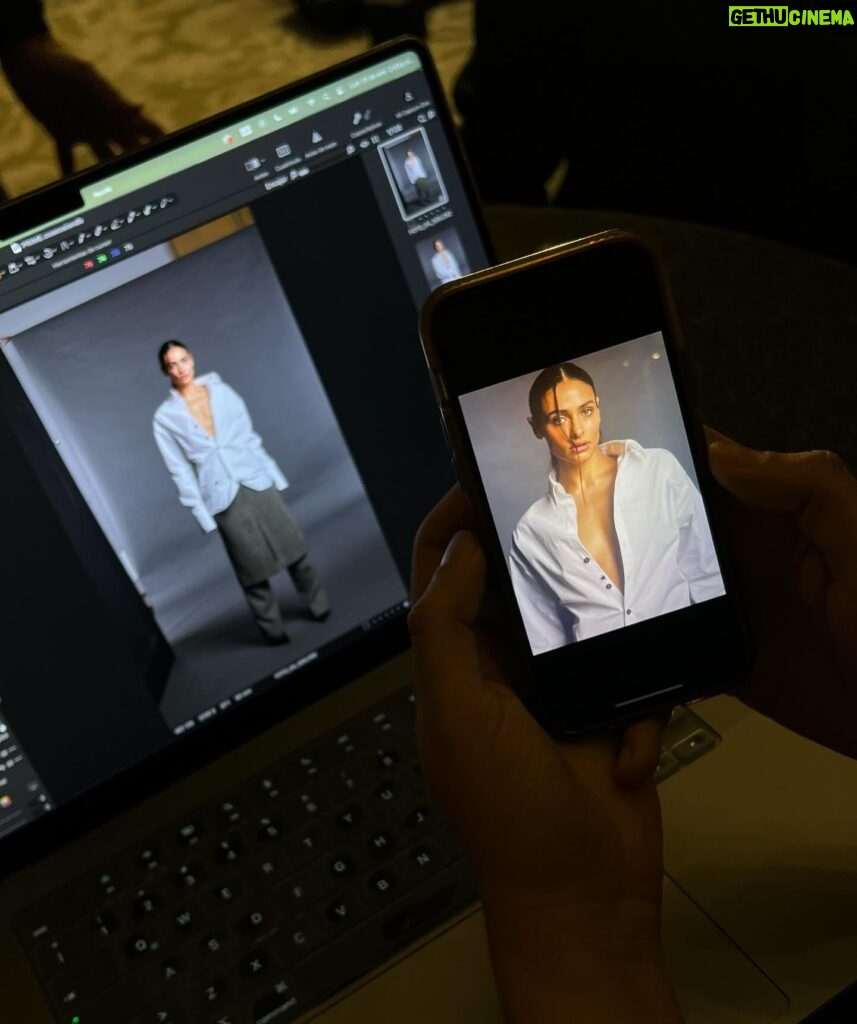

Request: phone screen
left=458, top=331, right=726, bottom=659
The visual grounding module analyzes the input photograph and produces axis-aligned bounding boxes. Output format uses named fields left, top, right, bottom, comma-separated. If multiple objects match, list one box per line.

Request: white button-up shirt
left=508, top=440, right=725, bottom=654
left=404, top=154, right=427, bottom=183
left=153, top=372, right=287, bottom=534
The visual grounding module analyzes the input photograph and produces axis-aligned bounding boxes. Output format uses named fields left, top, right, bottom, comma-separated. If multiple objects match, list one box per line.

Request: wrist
left=480, top=885, right=682, bottom=1024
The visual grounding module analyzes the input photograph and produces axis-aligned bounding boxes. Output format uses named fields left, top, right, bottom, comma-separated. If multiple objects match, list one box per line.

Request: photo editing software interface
left=0, top=50, right=489, bottom=843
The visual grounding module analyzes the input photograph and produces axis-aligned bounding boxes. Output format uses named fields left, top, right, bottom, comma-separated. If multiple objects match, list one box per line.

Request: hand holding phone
left=409, top=485, right=683, bottom=1023
left=419, top=232, right=751, bottom=736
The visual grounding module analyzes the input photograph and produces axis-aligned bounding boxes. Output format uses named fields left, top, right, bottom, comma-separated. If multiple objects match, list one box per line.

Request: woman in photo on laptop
left=510, top=361, right=724, bottom=653
left=153, top=340, right=330, bottom=646
left=409, top=433, right=857, bottom=1022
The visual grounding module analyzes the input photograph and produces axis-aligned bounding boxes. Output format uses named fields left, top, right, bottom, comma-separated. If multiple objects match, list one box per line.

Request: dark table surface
left=488, top=206, right=857, bottom=1023
left=486, top=206, right=857, bottom=472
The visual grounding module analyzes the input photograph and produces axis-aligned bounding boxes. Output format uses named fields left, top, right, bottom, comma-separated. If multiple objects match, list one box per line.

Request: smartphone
left=419, top=231, right=751, bottom=736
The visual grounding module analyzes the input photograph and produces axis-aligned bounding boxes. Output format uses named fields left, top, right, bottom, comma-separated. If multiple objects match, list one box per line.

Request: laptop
left=0, top=38, right=855, bottom=1024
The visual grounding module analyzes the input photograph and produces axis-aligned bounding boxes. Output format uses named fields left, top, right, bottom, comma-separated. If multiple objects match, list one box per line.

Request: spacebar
left=293, top=859, right=478, bottom=1000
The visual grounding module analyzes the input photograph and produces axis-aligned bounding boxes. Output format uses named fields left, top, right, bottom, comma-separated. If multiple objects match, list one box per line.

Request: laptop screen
left=0, top=43, right=490, bottom=866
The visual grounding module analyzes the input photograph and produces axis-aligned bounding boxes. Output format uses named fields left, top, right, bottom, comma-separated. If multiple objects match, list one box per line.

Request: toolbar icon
left=404, top=91, right=414, bottom=102
left=276, top=143, right=291, bottom=159
left=10, top=242, right=22, bottom=254
left=346, top=144, right=355, bottom=155
left=273, top=113, right=284, bottom=123
left=110, top=248, right=121, bottom=258
left=257, top=118, right=267, bottom=128
left=83, top=260, right=95, bottom=270
left=244, top=157, right=262, bottom=172
left=239, top=125, right=253, bottom=138
left=222, top=134, right=235, bottom=145
left=96, top=254, right=108, bottom=264
left=311, top=131, right=323, bottom=144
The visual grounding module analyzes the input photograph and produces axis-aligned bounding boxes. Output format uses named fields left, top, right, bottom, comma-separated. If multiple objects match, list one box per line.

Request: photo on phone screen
left=458, top=332, right=726, bottom=656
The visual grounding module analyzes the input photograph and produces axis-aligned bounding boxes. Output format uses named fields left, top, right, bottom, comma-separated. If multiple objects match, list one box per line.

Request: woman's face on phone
left=531, top=377, right=600, bottom=466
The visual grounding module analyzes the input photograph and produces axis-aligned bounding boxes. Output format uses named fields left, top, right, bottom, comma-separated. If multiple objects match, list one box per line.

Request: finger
left=55, top=140, right=74, bottom=177
left=411, top=486, right=477, bottom=603
left=707, top=436, right=857, bottom=586
left=408, top=530, right=487, bottom=708
left=89, top=139, right=116, bottom=164
left=129, top=111, right=165, bottom=141
left=614, top=716, right=667, bottom=788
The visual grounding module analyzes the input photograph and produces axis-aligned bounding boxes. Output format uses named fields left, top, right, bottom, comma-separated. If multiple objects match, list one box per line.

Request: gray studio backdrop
left=415, top=228, right=470, bottom=290
left=7, top=226, right=404, bottom=651
left=379, top=128, right=446, bottom=217
left=459, top=334, right=699, bottom=558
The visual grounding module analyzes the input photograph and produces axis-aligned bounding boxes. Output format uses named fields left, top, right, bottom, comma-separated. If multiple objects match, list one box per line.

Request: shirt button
left=606, top=583, right=612, bottom=590
left=626, top=609, right=632, bottom=615
left=583, top=557, right=590, bottom=563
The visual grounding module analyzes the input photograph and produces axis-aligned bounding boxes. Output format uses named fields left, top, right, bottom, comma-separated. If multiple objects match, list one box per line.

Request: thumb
left=707, top=429, right=857, bottom=583
left=408, top=530, right=486, bottom=706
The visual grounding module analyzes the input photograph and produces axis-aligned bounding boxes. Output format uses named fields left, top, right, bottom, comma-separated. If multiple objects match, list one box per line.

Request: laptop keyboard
left=15, top=693, right=718, bottom=1024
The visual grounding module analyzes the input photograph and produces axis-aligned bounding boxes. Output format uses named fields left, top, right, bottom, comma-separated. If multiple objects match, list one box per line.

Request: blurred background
left=0, top=0, right=473, bottom=199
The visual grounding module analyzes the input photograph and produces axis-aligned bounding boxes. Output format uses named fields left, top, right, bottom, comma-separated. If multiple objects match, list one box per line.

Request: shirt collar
left=546, top=439, right=643, bottom=505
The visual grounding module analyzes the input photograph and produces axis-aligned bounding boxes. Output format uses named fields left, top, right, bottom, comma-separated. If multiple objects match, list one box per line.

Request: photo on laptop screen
left=1, top=209, right=406, bottom=730
left=0, top=45, right=490, bottom=845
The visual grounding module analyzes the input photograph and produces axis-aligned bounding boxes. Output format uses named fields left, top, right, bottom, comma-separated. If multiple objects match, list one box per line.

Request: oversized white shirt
left=431, top=249, right=462, bottom=284
left=508, top=440, right=724, bottom=654
left=404, top=154, right=427, bottom=183
left=153, top=372, right=287, bottom=534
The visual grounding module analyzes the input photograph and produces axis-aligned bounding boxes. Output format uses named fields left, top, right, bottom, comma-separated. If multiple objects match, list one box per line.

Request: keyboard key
left=175, top=820, right=206, bottom=849
left=130, top=1003, right=190, bottom=1024
left=250, top=978, right=301, bottom=1023
left=130, top=887, right=162, bottom=920
left=365, top=867, right=399, bottom=903
left=269, top=913, right=325, bottom=964
left=66, top=975, right=147, bottom=1024
left=123, top=932, right=162, bottom=960
left=366, top=829, right=397, bottom=860
left=292, top=862, right=476, bottom=1000
left=173, top=860, right=207, bottom=891
left=241, top=771, right=287, bottom=808
left=287, top=822, right=333, bottom=866
left=209, top=797, right=247, bottom=828
left=273, top=868, right=325, bottom=911
left=371, top=778, right=408, bottom=809
left=332, top=801, right=366, bottom=833
left=254, top=814, right=286, bottom=844
left=324, top=888, right=364, bottom=927
left=17, top=888, right=87, bottom=944
left=233, top=903, right=276, bottom=936
left=671, top=727, right=717, bottom=764
left=210, top=877, right=245, bottom=906
left=400, top=803, right=433, bottom=834
left=142, top=952, right=190, bottom=993
left=246, top=848, right=291, bottom=887
left=326, top=853, right=358, bottom=881
left=189, top=974, right=230, bottom=1014
left=375, top=748, right=399, bottom=771
left=171, top=901, right=206, bottom=937
left=48, top=953, right=120, bottom=1012
left=238, top=947, right=273, bottom=980
left=130, top=1004, right=189, bottom=1024
left=214, top=836, right=246, bottom=865
left=283, top=749, right=328, bottom=786
left=399, top=838, right=448, bottom=882
left=34, top=930, right=81, bottom=976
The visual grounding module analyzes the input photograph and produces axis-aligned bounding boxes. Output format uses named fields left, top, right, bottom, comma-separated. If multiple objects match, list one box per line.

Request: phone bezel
left=419, top=231, right=751, bottom=736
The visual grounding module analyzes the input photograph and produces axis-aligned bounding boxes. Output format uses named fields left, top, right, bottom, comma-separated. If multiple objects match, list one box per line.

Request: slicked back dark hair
left=158, top=339, right=189, bottom=374
left=528, top=362, right=597, bottom=424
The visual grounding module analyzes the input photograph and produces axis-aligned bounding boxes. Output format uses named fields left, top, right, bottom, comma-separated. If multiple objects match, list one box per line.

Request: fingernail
left=708, top=440, right=756, bottom=467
